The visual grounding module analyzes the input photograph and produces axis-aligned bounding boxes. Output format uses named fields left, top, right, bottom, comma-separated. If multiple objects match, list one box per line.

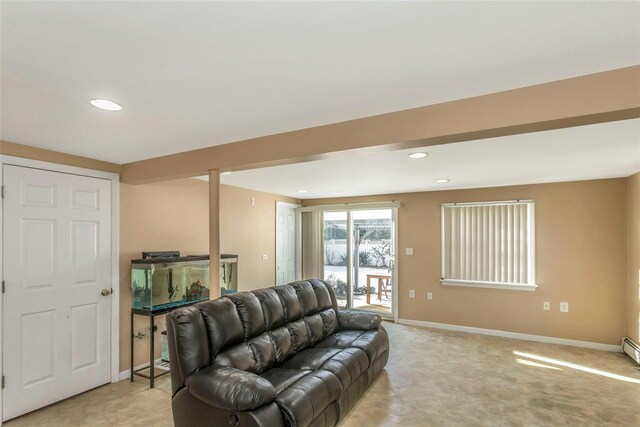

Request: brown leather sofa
left=166, top=279, right=389, bottom=427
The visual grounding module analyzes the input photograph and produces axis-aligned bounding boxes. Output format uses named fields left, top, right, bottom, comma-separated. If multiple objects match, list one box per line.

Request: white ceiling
left=1, top=2, right=639, bottom=163
left=210, top=119, right=640, bottom=199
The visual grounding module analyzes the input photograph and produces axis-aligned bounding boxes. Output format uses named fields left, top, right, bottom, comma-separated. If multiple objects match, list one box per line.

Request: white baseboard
left=397, top=318, right=621, bottom=352
left=621, top=337, right=640, bottom=364
left=118, top=369, right=132, bottom=382
left=118, top=358, right=164, bottom=382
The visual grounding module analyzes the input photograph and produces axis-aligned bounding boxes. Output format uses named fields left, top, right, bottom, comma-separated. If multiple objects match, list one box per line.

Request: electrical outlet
left=427, top=292, right=433, bottom=300
left=543, top=301, right=550, bottom=311
left=250, top=197, right=256, bottom=206
left=405, top=248, right=414, bottom=256
left=261, top=254, right=268, bottom=260
left=560, top=302, right=569, bottom=313
left=409, top=289, right=415, bottom=299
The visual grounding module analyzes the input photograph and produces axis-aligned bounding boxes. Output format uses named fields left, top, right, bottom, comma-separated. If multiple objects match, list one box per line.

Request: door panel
left=21, top=310, right=56, bottom=386
left=350, top=209, right=393, bottom=316
left=322, top=208, right=396, bottom=317
left=70, top=187, right=99, bottom=210
left=20, top=219, right=56, bottom=289
left=276, top=202, right=298, bottom=286
left=323, top=211, right=348, bottom=309
left=70, top=221, right=99, bottom=285
left=276, top=209, right=285, bottom=285
left=70, top=303, right=99, bottom=371
left=3, top=165, right=112, bottom=421
left=285, top=208, right=295, bottom=283
left=20, top=181, right=56, bottom=207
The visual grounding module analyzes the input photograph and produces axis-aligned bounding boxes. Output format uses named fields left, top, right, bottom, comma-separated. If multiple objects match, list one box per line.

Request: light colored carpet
left=342, top=323, right=640, bottom=426
left=6, top=322, right=640, bottom=426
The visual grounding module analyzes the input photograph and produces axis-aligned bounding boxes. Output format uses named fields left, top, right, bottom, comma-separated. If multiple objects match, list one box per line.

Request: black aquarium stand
left=130, top=301, right=200, bottom=388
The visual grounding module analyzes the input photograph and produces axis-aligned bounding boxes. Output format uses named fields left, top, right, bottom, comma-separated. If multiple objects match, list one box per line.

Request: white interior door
left=2, top=165, right=112, bottom=421
left=276, top=202, right=298, bottom=285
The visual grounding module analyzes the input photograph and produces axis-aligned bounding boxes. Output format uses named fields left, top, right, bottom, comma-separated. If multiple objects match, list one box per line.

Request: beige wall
left=627, top=172, right=640, bottom=343
left=220, top=184, right=300, bottom=291
left=119, top=178, right=210, bottom=370
left=304, top=179, right=628, bottom=345
left=119, top=179, right=298, bottom=370
left=3, top=68, right=638, bottom=360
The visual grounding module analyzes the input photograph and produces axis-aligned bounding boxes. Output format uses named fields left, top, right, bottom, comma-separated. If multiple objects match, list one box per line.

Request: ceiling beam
left=0, top=140, right=121, bottom=174
left=121, top=65, right=640, bottom=184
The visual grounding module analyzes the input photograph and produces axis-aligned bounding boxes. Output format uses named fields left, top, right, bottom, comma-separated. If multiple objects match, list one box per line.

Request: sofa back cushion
left=269, top=326, right=294, bottom=363
left=227, top=292, right=266, bottom=338
left=166, top=305, right=211, bottom=395
left=206, top=280, right=338, bottom=375
left=167, top=280, right=339, bottom=394
left=273, top=285, right=302, bottom=322
left=253, top=288, right=286, bottom=329
left=293, top=281, right=319, bottom=316
left=199, top=297, right=244, bottom=357
left=215, top=341, right=257, bottom=372
left=319, top=308, right=338, bottom=336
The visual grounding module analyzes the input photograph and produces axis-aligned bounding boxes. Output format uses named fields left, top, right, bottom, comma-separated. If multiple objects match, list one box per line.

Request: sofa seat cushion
left=317, top=348, right=369, bottom=390
left=279, top=348, right=341, bottom=371
left=314, top=330, right=364, bottom=349
left=349, top=327, right=389, bottom=365
left=261, top=368, right=310, bottom=395
left=275, top=370, right=343, bottom=427
left=314, top=327, right=389, bottom=367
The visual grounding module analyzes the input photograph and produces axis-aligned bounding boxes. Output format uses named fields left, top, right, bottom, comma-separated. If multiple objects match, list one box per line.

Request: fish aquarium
left=131, top=254, right=210, bottom=312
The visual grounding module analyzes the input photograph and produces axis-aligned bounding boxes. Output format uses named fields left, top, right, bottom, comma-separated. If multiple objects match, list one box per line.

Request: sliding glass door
left=351, top=209, right=394, bottom=315
left=322, top=207, right=396, bottom=317
left=323, top=211, right=349, bottom=309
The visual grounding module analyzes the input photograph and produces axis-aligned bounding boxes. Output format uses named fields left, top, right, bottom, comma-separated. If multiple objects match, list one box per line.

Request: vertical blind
left=441, top=201, right=535, bottom=286
left=301, top=211, right=324, bottom=280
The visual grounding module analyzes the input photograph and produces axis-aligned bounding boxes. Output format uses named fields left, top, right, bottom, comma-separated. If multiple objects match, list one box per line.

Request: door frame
left=0, top=155, right=120, bottom=423
left=275, top=201, right=302, bottom=284
left=302, top=202, right=400, bottom=322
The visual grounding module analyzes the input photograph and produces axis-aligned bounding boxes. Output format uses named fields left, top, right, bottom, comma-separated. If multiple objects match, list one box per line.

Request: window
left=441, top=200, right=536, bottom=291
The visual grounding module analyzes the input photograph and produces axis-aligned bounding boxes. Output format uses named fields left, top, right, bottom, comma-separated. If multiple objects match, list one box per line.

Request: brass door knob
left=101, top=288, right=112, bottom=296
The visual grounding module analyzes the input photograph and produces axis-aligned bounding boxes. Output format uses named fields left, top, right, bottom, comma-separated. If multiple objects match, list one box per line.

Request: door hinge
left=2, top=375, right=4, bottom=388
left=1, top=280, right=4, bottom=293
left=1, top=185, right=5, bottom=198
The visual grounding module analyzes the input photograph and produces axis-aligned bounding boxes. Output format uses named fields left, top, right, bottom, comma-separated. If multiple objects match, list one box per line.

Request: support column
left=209, top=169, right=221, bottom=298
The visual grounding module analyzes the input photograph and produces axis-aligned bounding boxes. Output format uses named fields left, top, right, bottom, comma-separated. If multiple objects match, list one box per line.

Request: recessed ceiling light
left=90, top=99, right=122, bottom=111
left=298, top=190, right=308, bottom=193
left=435, top=179, right=450, bottom=183
left=221, top=171, right=232, bottom=175
left=408, top=152, right=428, bottom=159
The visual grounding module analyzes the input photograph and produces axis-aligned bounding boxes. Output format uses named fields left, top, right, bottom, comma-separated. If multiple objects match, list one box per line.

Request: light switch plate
left=560, top=302, right=569, bottom=313
left=427, top=292, right=433, bottom=300
left=405, top=248, right=414, bottom=256
left=409, top=290, right=416, bottom=298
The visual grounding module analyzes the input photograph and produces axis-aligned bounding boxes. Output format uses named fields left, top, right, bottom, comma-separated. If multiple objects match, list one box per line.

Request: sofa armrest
left=185, top=366, right=277, bottom=411
left=337, top=309, right=382, bottom=331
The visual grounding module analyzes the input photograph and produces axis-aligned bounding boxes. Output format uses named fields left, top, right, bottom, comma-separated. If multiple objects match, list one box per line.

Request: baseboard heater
left=621, top=337, right=640, bottom=365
